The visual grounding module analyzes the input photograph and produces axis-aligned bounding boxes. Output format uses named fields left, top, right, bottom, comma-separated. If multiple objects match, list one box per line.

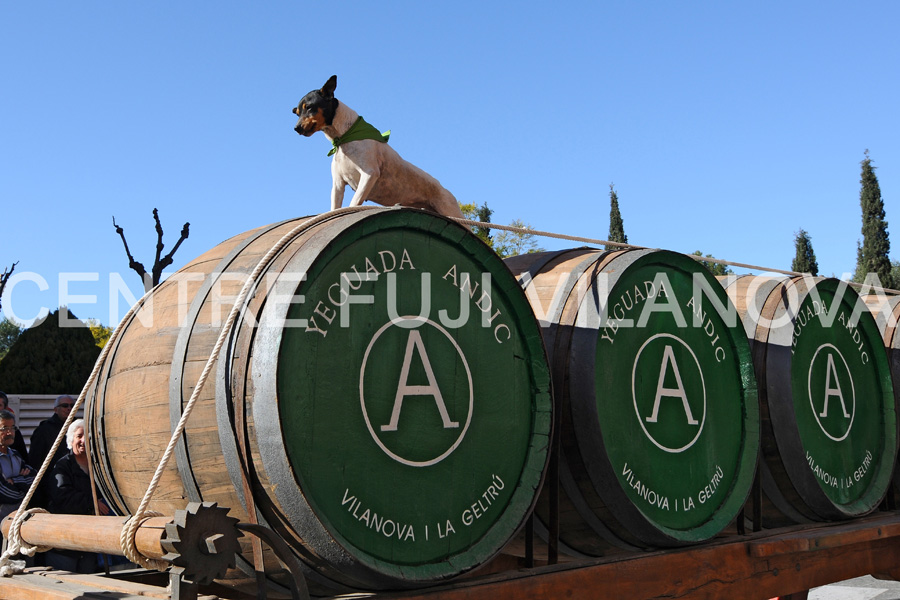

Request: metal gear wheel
left=161, top=501, right=242, bottom=585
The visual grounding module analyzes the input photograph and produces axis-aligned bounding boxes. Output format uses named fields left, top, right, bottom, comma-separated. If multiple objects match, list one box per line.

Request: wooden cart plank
left=3, top=513, right=900, bottom=599
left=0, top=569, right=222, bottom=600
left=365, top=513, right=900, bottom=600
left=0, top=571, right=164, bottom=600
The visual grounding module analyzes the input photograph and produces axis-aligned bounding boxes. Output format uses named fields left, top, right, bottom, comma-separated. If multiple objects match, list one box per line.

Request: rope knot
left=0, top=508, right=52, bottom=577
left=121, top=510, right=168, bottom=571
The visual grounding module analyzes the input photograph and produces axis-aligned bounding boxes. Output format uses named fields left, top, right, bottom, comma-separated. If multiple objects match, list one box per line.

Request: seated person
left=45, top=419, right=111, bottom=573
left=0, top=409, right=34, bottom=523
left=0, top=393, right=28, bottom=458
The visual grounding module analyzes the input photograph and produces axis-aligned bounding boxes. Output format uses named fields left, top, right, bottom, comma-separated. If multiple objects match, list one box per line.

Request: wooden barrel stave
left=226, top=214, right=382, bottom=587
left=533, top=250, right=644, bottom=552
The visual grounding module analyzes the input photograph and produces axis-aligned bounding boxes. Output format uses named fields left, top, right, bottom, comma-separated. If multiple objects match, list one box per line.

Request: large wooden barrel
left=86, top=208, right=552, bottom=590
left=723, top=276, right=897, bottom=522
left=504, top=248, right=759, bottom=554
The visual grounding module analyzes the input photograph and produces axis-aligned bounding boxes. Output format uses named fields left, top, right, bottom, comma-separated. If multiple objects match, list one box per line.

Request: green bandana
left=327, top=116, right=391, bottom=156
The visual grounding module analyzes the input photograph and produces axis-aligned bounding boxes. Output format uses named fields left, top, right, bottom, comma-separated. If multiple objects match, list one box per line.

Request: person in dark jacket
left=0, top=409, right=34, bottom=523
left=27, top=395, right=74, bottom=508
left=45, top=418, right=110, bottom=573
left=0, top=392, right=28, bottom=458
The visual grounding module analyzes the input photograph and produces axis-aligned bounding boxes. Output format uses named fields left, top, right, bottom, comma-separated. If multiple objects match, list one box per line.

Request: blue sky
left=2, top=2, right=898, bottom=327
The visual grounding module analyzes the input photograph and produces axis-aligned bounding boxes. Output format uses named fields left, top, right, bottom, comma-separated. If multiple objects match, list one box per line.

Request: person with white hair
left=27, top=395, right=75, bottom=508
left=45, top=419, right=111, bottom=573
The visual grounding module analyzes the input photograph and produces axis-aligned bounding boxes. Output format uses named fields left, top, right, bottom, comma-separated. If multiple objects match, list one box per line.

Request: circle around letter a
left=360, top=316, right=473, bottom=467
left=632, top=333, right=707, bottom=453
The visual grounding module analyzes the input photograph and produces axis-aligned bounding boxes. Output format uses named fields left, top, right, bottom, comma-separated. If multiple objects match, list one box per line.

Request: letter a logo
left=632, top=334, right=706, bottom=453
left=808, top=344, right=855, bottom=441
left=361, top=317, right=473, bottom=466
left=645, top=345, right=699, bottom=425
left=820, top=353, right=851, bottom=419
left=381, top=329, right=460, bottom=432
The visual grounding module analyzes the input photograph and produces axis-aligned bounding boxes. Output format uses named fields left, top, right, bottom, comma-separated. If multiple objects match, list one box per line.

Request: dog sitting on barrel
left=293, top=75, right=463, bottom=219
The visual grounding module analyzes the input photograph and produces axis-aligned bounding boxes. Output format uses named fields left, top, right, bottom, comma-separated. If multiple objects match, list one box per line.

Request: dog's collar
left=328, top=116, right=390, bottom=156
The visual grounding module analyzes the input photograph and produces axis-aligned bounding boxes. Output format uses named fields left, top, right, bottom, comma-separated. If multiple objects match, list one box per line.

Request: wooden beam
left=3, top=511, right=900, bottom=599
left=1, top=513, right=170, bottom=559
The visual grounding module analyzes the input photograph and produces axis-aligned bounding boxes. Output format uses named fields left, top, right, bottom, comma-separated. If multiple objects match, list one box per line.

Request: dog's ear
left=322, top=75, right=337, bottom=97
left=292, top=106, right=300, bottom=116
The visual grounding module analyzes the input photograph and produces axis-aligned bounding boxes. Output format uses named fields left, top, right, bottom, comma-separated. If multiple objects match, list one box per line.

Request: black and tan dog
left=293, top=76, right=463, bottom=219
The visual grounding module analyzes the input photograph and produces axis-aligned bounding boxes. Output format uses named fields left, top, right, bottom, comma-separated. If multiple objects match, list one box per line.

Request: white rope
left=0, top=558, right=25, bottom=578
left=0, top=284, right=154, bottom=575
left=456, top=218, right=900, bottom=295
left=0, top=507, right=50, bottom=575
left=119, top=510, right=165, bottom=569
left=120, top=206, right=380, bottom=569
left=0, top=207, right=372, bottom=576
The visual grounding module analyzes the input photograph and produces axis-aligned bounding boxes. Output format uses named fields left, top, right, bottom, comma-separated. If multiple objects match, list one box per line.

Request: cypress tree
left=791, top=229, right=819, bottom=275
left=606, top=184, right=627, bottom=251
left=0, top=307, right=100, bottom=393
left=854, top=150, right=892, bottom=287
left=473, top=202, right=493, bottom=244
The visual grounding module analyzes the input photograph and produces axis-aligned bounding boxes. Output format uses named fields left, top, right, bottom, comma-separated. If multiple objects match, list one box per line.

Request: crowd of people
left=0, top=392, right=115, bottom=572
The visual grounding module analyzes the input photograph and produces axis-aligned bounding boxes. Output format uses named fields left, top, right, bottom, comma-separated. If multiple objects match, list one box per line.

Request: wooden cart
left=2, top=508, right=900, bottom=600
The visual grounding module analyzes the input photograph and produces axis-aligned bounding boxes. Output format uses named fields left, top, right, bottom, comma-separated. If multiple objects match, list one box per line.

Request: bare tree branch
left=151, top=214, right=190, bottom=287
left=113, top=215, right=150, bottom=291
left=0, top=261, right=19, bottom=314
left=113, top=210, right=190, bottom=293
left=153, top=208, right=165, bottom=274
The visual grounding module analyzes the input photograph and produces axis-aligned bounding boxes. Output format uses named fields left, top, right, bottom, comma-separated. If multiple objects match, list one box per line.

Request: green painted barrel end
left=255, top=209, right=552, bottom=585
left=764, top=278, right=898, bottom=520
left=591, top=250, right=759, bottom=544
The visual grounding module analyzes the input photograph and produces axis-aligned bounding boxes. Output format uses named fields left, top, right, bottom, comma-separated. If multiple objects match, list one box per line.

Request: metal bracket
left=237, top=522, right=311, bottom=600
left=170, top=572, right=199, bottom=600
